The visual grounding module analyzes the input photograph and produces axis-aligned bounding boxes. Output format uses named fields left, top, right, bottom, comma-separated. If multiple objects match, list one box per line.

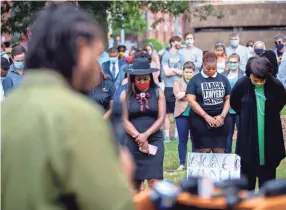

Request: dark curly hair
left=245, top=57, right=272, bottom=80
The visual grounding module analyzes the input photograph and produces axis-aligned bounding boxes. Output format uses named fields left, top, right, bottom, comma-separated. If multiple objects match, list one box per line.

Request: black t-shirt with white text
left=186, top=73, right=231, bottom=116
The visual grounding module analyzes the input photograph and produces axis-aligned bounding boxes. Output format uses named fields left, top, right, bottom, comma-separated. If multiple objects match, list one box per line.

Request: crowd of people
left=1, top=3, right=286, bottom=209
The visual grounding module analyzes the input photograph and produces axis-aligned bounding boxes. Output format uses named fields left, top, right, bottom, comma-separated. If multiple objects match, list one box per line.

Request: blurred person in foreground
left=230, top=57, right=286, bottom=190
left=1, top=4, right=134, bottom=210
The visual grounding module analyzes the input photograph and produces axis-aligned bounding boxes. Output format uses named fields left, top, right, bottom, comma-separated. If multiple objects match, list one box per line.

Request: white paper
left=187, top=153, right=241, bottom=181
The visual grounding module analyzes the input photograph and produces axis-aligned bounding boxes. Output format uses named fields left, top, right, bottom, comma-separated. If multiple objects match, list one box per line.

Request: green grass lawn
left=281, top=106, right=286, bottom=115
left=163, top=140, right=286, bottom=182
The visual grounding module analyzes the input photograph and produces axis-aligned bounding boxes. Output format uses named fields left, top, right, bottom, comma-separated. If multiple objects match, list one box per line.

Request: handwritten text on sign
left=187, top=153, right=241, bottom=181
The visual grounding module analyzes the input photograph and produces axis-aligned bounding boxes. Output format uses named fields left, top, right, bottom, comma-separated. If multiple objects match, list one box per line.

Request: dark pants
left=175, top=116, right=196, bottom=165
left=225, top=114, right=239, bottom=153
left=241, top=163, right=276, bottom=190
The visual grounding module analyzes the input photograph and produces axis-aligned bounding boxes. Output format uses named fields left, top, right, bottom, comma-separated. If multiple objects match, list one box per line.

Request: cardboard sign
left=187, top=152, right=241, bottom=181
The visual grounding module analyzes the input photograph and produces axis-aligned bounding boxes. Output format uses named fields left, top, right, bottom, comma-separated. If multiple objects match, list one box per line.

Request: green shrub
left=141, top=38, right=165, bottom=51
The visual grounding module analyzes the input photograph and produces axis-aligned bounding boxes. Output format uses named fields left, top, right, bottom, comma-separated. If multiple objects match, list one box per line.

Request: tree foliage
left=1, top=1, right=224, bottom=38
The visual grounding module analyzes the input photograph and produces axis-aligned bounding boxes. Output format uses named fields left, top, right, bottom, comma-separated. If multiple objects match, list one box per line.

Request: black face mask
left=276, top=43, right=285, bottom=51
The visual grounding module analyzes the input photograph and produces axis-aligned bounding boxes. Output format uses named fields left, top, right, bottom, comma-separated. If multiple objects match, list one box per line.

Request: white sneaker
left=176, top=165, right=185, bottom=171
left=164, top=137, right=171, bottom=143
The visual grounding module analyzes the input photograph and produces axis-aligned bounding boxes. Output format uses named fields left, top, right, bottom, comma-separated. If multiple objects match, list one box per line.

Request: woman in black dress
left=186, top=52, right=231, bottom=153
left=87, top=64, right=115, bottom=119
left=120, top=54, right=166, bottom=192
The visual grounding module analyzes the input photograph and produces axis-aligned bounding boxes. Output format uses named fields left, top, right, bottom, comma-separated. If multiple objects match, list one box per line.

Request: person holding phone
left=186, top=52, right=231, bottom=153
left=121, top=54, right=166, bottom=192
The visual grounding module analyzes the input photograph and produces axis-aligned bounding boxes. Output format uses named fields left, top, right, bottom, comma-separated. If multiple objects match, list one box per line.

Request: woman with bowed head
left=173, top=61, right=196, bottom=171
left=86, top=61, right=115, bottom=119
left=213, top=42, right=227, bottom=74
left=230, top=57, right=286, bottom=190
left=120, top=54, right=166, bottom=192
left=186, top=52, right=231, bottom=153
left=222, top=53, right=244, bottom=153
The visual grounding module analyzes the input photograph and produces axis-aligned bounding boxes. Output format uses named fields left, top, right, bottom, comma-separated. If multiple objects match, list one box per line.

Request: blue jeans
left=175, top=116, right=196, bottom=165
left=225, top=114, right=239, bottom=153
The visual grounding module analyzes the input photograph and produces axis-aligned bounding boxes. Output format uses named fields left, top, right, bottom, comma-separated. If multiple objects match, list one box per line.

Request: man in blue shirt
left=226, top=32, right=251, bottom=71
left=1, top=56, right=14, bottom=95
left=7, top=45, right=26, bottom=88
left=102, top=47, right=127, bottom=89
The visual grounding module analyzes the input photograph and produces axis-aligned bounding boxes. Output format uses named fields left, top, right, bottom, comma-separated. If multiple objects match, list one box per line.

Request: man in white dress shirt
left=102, top=47, right=127, bottom=89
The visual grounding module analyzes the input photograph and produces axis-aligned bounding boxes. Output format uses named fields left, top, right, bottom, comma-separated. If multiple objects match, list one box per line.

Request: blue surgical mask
left=185, top=39, right=194, bottom=46
left=110, top=57, right=118, bottom=63
left=254, top=48, right=265, bottom=56
left=1, top=76, right=6, bottom=82
left=14, top=61, right=25, bottom=70
left=228, top=62, right=239, bottom=71
left=230, top=40, right=239, bottom=48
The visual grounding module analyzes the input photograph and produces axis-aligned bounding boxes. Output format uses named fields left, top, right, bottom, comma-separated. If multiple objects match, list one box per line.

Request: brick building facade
left=145, top=12, right=184, bottom=44
left=186, top=1, right=286, bottom=51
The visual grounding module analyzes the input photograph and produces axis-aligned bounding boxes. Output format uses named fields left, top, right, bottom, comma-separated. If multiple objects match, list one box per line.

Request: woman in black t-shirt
left=186, top=52, right=231, bottom=153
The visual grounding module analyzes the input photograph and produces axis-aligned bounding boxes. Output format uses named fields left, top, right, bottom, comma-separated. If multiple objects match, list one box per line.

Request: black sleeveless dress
left=125, top=87, right=164, bottom=181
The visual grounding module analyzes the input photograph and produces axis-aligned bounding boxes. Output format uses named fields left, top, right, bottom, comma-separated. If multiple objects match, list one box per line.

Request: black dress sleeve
left=230, top=76, right=247, bottom=114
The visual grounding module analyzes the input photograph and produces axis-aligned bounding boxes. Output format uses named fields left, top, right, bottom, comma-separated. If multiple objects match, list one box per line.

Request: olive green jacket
left=1, top=70, right=134, bottom=210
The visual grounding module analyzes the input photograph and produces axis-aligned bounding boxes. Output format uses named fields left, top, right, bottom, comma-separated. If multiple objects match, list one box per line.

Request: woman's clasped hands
left=204, top=114, right=224, bottom=128
left=133, top=133, right=149, bottom=153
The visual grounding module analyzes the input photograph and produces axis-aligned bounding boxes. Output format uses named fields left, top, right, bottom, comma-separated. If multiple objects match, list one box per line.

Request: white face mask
left=185, top=39, right=194, bottom=46
left=248, top=46, right=254, bottom=53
